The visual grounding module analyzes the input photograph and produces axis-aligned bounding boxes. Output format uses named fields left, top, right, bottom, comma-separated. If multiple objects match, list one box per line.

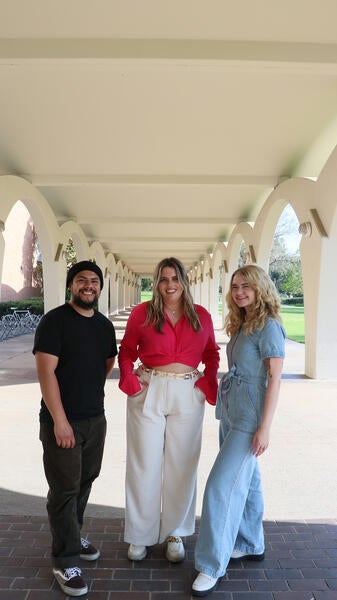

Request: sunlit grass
left=280, top=305, right=305, bottom=343
left=141, top=291, right=152, bottom=302
left=141, top=293, right=305, bottom=343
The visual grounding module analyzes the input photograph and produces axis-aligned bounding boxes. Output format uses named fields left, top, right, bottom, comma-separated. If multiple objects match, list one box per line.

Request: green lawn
left=280, top=305, right=305, bottom=343
left=141, top=293, right=305, bottom=343
left=141, top=291, right=152, bottom=302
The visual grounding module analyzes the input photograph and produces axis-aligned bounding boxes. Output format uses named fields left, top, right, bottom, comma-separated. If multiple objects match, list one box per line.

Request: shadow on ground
left=0, top=512, right=336, bottom=599
left=0, top=487, right=124, bottom=519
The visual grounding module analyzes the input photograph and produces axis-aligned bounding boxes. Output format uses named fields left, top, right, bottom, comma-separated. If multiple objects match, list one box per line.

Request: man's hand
left=35, top=352, right=75, bottom=448
left=54, top=420, right=75, bottom=448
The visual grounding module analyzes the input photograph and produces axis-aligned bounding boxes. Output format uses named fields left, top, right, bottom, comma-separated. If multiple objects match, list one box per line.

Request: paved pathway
left=1, top=514, right=337, bottom=599
left=0, top=309, right=336, bottom=598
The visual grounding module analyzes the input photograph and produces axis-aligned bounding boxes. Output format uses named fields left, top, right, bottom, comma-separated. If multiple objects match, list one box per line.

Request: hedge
left=0, top=298, right=44, bottom=318
left=281, top=296, right=304, bottom=306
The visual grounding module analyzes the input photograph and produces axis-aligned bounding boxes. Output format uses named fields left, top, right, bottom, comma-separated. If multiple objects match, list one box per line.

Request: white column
left=110, top=275, right=118, bottom=315
left=0, top=230, right=5, bottom=302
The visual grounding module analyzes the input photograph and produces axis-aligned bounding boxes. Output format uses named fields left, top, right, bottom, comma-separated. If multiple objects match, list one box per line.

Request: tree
left=269, top=206, right=303, bottom=297
left=141, top=277, right=152, bottom=291
left=31, top=228, right=43, bottom=294
left=64, top=238, right=77, bottom=268
left=278, top=257, right=303, bottom=296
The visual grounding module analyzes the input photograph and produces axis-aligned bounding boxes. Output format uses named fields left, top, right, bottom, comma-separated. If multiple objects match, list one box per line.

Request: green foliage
left=279, top=260, right=303, bottom=296
left=281, top=296, right=304, bottom=305
left=64, top=238, right=77, bottom=268
left=141, top=278, right=153, bottom=291
left=269, top=253, right=303, bottom=297
left=269, top=205, right=303, bottom=297
left=0, top=297, right=44, bottom=318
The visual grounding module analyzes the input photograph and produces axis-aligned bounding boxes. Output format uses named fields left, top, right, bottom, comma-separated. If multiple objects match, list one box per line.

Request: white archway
left=0, top=176, right=65, bottom=312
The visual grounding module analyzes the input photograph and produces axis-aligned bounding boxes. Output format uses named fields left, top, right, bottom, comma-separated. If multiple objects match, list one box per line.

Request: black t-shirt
left=33, top=303, right=117, bottom=423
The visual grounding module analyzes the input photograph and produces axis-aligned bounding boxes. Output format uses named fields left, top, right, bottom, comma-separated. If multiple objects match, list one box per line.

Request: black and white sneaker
left=53, top=566, right=88, bottom=597
left=80, top=537, right=100, bottom=561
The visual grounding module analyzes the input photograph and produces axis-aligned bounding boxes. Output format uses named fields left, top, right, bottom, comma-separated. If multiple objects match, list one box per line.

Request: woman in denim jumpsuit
left=192, top=265, right=285, bottom=597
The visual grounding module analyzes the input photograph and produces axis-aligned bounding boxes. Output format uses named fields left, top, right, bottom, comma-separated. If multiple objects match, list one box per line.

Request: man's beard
left=72, top=291, right=98, bottom=310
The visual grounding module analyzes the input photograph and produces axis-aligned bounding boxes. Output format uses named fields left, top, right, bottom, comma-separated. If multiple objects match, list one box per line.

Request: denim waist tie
left=215, top=365, right=265, bottom=419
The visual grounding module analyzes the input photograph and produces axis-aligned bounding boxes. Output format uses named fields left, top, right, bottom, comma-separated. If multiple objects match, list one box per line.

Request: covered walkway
left=1, top=4, right=337, bottom=596
left=2, top=2, right=337, bottom=380
left=0, top=312, right=336, bottom=598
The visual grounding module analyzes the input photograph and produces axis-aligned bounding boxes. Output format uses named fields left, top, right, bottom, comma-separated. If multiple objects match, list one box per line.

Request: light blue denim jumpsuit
left=195, top=318, right=285, bottom=578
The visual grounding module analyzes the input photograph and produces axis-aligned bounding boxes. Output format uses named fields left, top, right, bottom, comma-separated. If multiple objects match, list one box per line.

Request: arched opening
left=140, top=276, right=153, bottom=302
left=1, top=201, right=43, bottom=303
left=64, top=237, right=77, bottom=269
left=269, top=204, right=305, bottom=346
left=62, top=238, right=77, bottom=301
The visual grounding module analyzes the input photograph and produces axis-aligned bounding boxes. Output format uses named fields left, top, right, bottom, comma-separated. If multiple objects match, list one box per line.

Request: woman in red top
left=119, top=257, right=220, bottom=564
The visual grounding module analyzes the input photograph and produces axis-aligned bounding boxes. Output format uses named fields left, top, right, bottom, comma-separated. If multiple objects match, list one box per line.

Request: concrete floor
left=0, top=311, right=336, bottom=521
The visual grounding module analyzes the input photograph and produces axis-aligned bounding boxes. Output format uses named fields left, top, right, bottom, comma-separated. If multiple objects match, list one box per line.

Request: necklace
left=165, top=305, right=180, bottom=320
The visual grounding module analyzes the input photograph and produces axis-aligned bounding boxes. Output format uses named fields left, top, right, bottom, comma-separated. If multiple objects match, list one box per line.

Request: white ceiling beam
left=59, top=217, right=240, bottom=225
left=88, top=237, right=221, bottom=243
left=29, top=174, right=277, bottom=187
left=117, top=252, right=197, bottom=256
left=1, top=39, right=337, bottom=64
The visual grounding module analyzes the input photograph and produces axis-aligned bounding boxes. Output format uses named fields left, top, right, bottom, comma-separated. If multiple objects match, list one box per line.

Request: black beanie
left=66, top=261, right=104, bottom=290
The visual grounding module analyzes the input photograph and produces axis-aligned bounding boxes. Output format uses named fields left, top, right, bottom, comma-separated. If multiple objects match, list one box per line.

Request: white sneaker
left=52, top=567, right=88, bottom=597
left=127, top=544, right=147, bottom=561
left=165, top=535, right=185, bottom=562
left=192, top=572, right=219, bottom=596
left=230, top=548, right=265, bottom=561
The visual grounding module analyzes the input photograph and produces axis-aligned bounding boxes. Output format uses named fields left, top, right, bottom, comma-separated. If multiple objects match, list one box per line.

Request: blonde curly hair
left=225, top=264, right=282, bottom=336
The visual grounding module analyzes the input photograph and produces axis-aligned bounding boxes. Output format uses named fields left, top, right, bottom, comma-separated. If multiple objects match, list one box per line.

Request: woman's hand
left=129, top=374, right=148, bottom=397
left=252, top=426, right=270, bottom=457
left=252, top=356, right=283, bottom=457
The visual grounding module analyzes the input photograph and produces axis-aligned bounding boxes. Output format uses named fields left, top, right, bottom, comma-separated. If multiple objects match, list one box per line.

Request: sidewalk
left=0, top=310, right=336, bottom=598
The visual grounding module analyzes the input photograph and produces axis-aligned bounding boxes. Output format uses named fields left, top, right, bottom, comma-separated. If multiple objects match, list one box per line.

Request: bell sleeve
left=195, top=315, right=220, bottom=405
left=118, top=307, right=144, bottom=396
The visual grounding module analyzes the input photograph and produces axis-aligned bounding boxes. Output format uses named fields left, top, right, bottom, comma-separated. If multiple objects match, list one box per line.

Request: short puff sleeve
left=258, top=319, right=286, bottom=360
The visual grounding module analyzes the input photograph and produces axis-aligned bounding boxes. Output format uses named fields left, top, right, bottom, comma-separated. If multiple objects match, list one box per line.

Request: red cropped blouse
left=118, top=302, right=220, bottom=405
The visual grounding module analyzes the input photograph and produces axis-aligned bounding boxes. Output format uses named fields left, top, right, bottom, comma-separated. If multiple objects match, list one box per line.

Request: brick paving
left=1, top=314, right=337, bottom=598
left=0, top=515, right=336, bottom=599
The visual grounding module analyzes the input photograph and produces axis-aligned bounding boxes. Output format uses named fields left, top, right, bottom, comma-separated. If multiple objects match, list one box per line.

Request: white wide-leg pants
left=124, top=370, right=205, bottom=545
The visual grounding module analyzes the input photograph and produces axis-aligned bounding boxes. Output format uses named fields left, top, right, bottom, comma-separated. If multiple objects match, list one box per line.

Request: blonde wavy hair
left=145, top=257, right=201, bottom=333
left=225, top=264, right=282, bottom=336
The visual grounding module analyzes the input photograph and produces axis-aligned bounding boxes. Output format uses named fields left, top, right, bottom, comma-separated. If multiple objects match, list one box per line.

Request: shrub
left=0, top=298, right=44, bottom=318
left=281, top=296, right=304, bottom=306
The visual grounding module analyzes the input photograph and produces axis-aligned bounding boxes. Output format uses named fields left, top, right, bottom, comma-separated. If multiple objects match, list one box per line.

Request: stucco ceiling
left=1, top=0, right=337, bottom=274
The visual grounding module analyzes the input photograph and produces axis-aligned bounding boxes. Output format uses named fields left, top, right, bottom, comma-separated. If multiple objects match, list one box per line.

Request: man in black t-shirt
left=33, top=260, right=117, bottom=597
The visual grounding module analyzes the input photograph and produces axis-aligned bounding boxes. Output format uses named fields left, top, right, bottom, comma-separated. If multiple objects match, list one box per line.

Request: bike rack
left=0, top=309, right=42, bottom=341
